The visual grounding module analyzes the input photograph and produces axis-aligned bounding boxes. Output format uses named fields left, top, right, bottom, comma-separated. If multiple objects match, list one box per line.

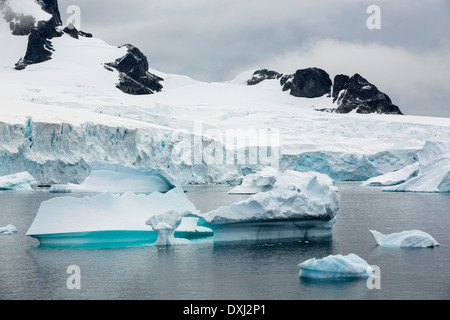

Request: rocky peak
left=247, top=69, right=282, bottom=85
left=283, top=67, right=332, bottom=98
left=104, top=44, right=164, bottom=95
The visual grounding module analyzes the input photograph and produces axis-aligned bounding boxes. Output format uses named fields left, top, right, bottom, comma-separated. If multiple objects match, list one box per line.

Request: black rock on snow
left=247, top=69, right=282, bottom=85
left=334, top=74, right=403, bottom=115
left=105, top=44, right=164, bottom=95
left=282, top=67, right=332, bottom=98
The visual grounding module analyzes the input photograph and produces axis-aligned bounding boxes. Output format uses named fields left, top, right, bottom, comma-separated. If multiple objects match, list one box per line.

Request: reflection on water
left=1, top=183, right=449, bottom=300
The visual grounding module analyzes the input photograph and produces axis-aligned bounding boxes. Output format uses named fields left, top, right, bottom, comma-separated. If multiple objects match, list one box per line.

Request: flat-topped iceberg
left=50, top=163, right=177, bottom=193
left=298, top=253, right=374, bottom=279
left=199, top=170, right=340, bottom=242
left=0, top=171, right=37, bottom=191
left=26, top=188, right=209, bottom=247
left=0, top=224, right=17, bottom=234
left=369, top=229, right=440, bottom=248
left=382, top=141, right=450, bottom=193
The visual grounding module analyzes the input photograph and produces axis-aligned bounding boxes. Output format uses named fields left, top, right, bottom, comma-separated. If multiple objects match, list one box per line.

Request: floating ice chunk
left=26, top=188, right=201, bottom=247
left=369, top=230, right=439, bottom=248
left=298, top=254, right=374, bottom=279
left=228, top=167, right=279, bottom=194
left=0, top=171, right=37, bottom=191
left=0, top=224, right=17, bottom=235
left=146, top=210, right=191, bottom=246
left=383, top=158, right=450, bottom=193
left=417, top=141, right=449, bottom=167
left=362, top=162, right=419, bottom=187
left=50, top=163, right=178, bottom=193
left=199, top=171, right=340, bottom=242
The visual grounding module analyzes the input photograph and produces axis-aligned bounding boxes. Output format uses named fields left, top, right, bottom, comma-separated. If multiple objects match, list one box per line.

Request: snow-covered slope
left=1, top=1, right=449, bottom=185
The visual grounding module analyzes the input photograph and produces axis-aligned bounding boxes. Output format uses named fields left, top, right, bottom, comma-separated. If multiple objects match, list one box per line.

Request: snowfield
left=0, top=6, right=449, bottom=186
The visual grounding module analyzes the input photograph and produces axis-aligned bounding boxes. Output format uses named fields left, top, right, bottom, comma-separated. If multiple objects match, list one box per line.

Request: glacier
left=0, top=171, right=37, bottom=190
left=198, top=170, right=340, bottom=242
left=298, top=254, right=374, bottom=279
left=25, top=188, right=212, bottom=247
left=49, top=162, right=178, bottom=193
left=369, top=230, right=440, bottom=248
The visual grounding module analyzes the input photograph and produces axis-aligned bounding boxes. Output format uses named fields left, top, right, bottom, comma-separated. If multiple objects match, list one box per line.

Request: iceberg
left=298, top=254, right=374, bottom=279
left=383, top=141, right=450, bottom=193
left=0, top=171, right=37, bottom=191
left=199, top=170, right=340, bottom=242
left=361, top=162, right=419, bottom=187
left=228, top=167, right=279, bottom=194
left=50, top=163, right=178, bottom=193
left=26, top=188, right=208, bottom=247
left=146, top=210, right=191, bottom=246
left=0, top=224, right=17, bottom=234
left=369, top=229, right=440, bottom=248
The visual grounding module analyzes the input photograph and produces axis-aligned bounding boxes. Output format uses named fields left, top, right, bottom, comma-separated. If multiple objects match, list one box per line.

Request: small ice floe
left=0, top=224, right=17, bottom=234
left=369, top=229, right=440, bottom=248
left=0, top=172, right=37, bottom=191
left=298, top=253, right=374, bottom=279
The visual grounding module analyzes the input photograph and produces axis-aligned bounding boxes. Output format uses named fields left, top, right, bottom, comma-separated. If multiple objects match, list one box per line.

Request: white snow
left=0, top=171, right=37, bottom=190
left=0, top=4, right=449, bottom=187
left=25, top=187, right=209, bottom=246
left=361, top=162, right=419, bottom=186
left=198, top=170, right=340, bottom=241
left=5, top=0, right=52, bottom=23
left=298, top=254, right=374, bottom=279
left=369, top=229, right=440, bottom=248
left=0, top=224, right=17, bottom=234
left=50, top=162, right=178, bottom=193
left=383, top=141, right=450, bottom=193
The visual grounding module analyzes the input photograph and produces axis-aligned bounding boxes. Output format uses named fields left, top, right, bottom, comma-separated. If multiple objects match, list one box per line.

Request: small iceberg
left=228, top=167, right=279, bottom=194
left=0, top=224, right=18, bottom=235
left=199, top=170, right=340, bottom=242
left=362, top=162, right=419, bottom=187
left=26, top=188, right=210, bottom=247
left=382, top=141, right=450, bottom=193
left=298, top=254, right=374, bottom=279
left=146, top=210, right=191, bottom=246
left=369, top=229, right=440, bottom=248
left=50, top=163, right=178, bottom=193
left=0, top=172, right=37, bottom=191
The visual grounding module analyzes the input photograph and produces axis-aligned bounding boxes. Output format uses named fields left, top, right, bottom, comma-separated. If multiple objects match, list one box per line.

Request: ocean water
left=0, top=182, right=449, bottom=300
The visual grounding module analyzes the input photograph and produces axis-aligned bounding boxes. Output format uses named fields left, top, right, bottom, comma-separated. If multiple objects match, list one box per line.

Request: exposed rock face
left=247, top=69, right=281, bottom=85
left=332, top=74, right=350, bottom=102
left=282, top=68, right=332, bottom=98
left=335, top=74, right=403, bottom=115
left=105, top=44, right=164, bottom=95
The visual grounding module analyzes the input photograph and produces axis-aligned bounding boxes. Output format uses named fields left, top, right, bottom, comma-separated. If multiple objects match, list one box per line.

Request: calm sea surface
left=0, top=182, right=449, bottom=300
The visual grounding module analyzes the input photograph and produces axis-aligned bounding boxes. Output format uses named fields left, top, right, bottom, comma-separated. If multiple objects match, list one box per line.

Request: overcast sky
left=59, top=0, right=450, bottom=118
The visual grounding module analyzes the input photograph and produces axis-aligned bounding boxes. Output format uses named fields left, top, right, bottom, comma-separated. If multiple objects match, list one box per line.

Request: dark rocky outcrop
left=332, top=74, right=350, bottom=102
left=105, top=44, right=164, bottom=95
left=282, top=68, right=332, bottom=98
left=335, top=74, right=403, bottom=115
left=247, top=69, right=282, bottom=85
left=246, top=67, right=403, bottom=115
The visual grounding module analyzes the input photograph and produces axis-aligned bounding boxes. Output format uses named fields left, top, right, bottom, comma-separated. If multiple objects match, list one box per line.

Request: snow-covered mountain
left=1, top=0, right=449, bottom=186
